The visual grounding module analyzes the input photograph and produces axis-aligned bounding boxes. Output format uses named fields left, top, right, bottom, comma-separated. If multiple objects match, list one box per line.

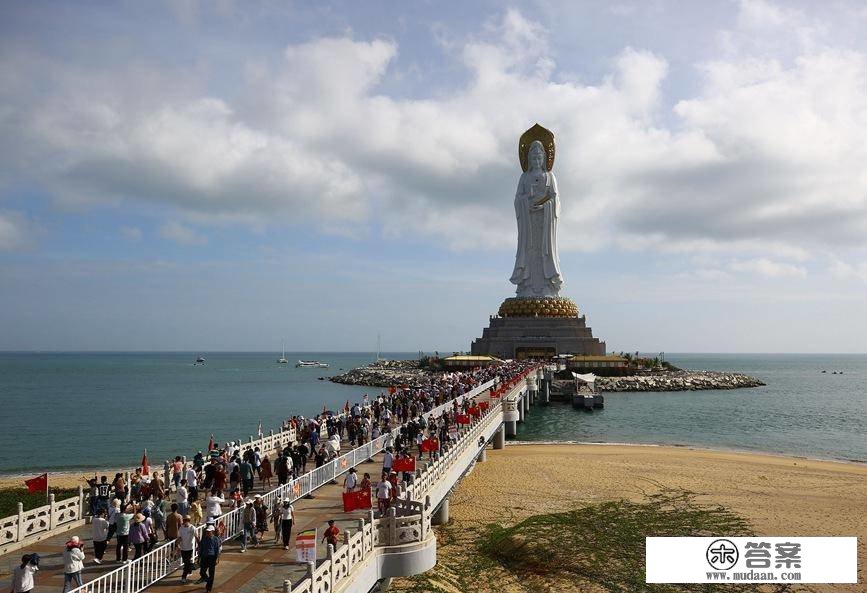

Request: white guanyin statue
left=510, top=126, right=563, bottom=298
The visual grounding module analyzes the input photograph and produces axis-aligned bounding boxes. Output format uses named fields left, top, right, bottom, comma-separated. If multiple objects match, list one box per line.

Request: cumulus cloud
left=0, top=211, right=39, bottom=251
left=2, top=2, right=867, bottom=269
left=158, top=221, right=208, bottom=246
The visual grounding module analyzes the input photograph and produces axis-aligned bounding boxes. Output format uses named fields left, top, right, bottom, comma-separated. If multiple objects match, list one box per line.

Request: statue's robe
left=510, top=169, right=563, bottom=297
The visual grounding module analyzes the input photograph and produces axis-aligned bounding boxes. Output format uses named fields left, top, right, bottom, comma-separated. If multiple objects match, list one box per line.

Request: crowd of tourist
left=14, top=360, right=537, bottom=593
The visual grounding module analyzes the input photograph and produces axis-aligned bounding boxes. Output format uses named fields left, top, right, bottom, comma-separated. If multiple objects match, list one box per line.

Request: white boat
left=277, top=341, right=288, bottom=364
left=296, top=360, right=329, bottom=368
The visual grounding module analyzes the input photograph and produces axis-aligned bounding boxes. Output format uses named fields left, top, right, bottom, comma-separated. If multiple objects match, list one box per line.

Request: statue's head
left=528, top=141, right=545, bottom=171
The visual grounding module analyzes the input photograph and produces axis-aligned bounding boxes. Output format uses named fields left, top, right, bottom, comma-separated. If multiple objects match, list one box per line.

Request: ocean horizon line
left=3, top=350, right=867, bottom=356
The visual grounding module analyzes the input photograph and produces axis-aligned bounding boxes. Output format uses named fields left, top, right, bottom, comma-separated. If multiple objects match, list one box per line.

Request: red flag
left=421, top=438, right=439, bottom=452
left=141, top=450, right=150, bottom=475
left=208, top=434, right=214, bottom=452
left=388, top=386, right=396, bottom=395
left=392, top=457, right=416, bottom=472
left=468, top=406, right=481, bottom=418
left=478, top=401, right=489, bottom=411
left=342, top=488, right=372, bottom=512
left=456, top=414, right=471, bottom=425
left=25, top=473, right=47, bottom=494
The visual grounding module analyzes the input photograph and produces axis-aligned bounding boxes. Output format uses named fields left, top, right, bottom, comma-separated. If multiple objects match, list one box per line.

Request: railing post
left=327, top=544, right=335, bottom=591
left=16, top=502, right=23, bottom=542
left=48, top=493, right=56, bottom=530
left=387, top=506, right=397, bottom=544
left=78, top=485, right=85, bottom=519
left=125, top=562, right=133, bottom=593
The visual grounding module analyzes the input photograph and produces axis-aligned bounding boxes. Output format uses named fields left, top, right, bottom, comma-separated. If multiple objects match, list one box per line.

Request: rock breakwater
left=596, top=371, right=765, bottom=392
left=330, top=359, right=433, bottom=388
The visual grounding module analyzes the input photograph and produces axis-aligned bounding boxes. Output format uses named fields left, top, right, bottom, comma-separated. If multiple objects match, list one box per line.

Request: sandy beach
left=394, top=443, right=867, bottom=592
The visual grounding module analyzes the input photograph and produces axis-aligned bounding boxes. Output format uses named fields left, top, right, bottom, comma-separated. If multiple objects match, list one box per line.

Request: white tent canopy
left=572, top=372, right=597, bottom=390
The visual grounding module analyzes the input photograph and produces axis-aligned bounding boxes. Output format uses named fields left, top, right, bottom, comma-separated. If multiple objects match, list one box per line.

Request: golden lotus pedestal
left=471, top=296, right=606, bottom=360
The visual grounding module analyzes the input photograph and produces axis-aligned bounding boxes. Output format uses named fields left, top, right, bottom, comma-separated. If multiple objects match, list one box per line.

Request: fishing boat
left=194, top=356, right=205, bottom=365
left=296, top=360, right=329, bottom=368
left=277, top=341, right=288, bottom=364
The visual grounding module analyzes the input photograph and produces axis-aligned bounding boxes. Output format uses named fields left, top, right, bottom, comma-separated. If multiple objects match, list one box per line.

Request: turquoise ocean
left=0, top=352, right=864, bottom=475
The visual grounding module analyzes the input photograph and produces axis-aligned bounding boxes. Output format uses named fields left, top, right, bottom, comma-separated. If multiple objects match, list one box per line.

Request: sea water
left=0, top=352, right=864, bottom=474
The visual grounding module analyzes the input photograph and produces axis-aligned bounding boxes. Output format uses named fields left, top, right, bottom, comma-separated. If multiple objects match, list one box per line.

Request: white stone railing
left=0, top=488, right=85, bottom=554
left=287, top=370, right=536, bottom=593
left=66, top=375, right=502, bottom=593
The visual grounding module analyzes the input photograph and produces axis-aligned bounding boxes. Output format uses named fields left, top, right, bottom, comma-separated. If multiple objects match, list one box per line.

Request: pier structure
left=0, top=366, right=551, bottom=593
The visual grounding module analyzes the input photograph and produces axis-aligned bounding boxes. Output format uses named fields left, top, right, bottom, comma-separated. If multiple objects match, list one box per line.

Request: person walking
left=204, top=489, right=225, bottom=522
left=321, top=520, right=340, bottom=550
left=259, top=456, right=273, bottom=488
left=115, top=505, right=134, bottom=563
left=343, top=467, right=358, bottom=492
left=239, top=458, right=254, bottom=496
left=10, top=554, right=38, bottom=593
left=91, top=509, right=109, bottom=564
left=165, top=503, right=183, bottom=543
left=176, top=516, right=198, bottom=584
left=279, top=497, right=294, bottom=550
left=176, top=479, right=189, bottom=516
left=129, top=513, right=149, bottom=559
left=195, top=525, right=221, bottom=593
left=240, top=500, right=257, bottom=552
left=61, top=537, right=85, bottom=593
left=253, top=495, right=268, bottom=542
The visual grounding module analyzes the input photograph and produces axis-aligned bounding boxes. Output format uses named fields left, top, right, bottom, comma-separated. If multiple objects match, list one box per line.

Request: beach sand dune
left=394, top=444, right=866, bottom=593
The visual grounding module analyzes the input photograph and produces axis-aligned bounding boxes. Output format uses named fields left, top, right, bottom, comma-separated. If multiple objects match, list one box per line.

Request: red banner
left=421, top=438, right=439, bottom=452
left=490, top=389, right=501, bottom=398
left=478, top=401, right=489, bottom=412
left=25, top=473, right=47, bottom=494
left=342, top=488, right=372, bottom=512
left=392, top=457, right=416, bottom=472
left=468, top=406, right=481, bottom=418
left=388, top=386, right=396, bottom=394
left=456, top=414, right=471, bottom=425
left=141, top=450, right=149, bottom=475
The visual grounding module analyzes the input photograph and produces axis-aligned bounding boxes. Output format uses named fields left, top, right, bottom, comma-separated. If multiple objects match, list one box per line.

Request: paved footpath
left=0, top=451, right=393, bottom=593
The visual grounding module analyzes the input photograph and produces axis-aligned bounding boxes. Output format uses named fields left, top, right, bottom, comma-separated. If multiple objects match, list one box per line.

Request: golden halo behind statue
left=518, top=123, right=555, bottom=172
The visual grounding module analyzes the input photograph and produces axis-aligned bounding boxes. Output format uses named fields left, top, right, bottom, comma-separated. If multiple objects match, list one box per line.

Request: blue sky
left=2, top=0, right=867, bottom=352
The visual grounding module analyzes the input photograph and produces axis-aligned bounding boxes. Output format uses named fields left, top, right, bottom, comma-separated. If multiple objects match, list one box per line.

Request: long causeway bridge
left=0, top=366, right=554, bottom=593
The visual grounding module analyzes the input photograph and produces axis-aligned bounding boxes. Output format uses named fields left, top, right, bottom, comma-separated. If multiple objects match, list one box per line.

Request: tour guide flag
left=25, top=473, right=48, bottom=494
left=141, top=449, right=150, bottom=475
left=343, top=488, right=372, bottom=512
left=296, top=529, right=316, bottom=563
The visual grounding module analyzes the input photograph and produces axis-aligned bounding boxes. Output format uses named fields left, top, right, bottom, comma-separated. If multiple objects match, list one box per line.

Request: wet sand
left=394, top=443, right=867, bottom=593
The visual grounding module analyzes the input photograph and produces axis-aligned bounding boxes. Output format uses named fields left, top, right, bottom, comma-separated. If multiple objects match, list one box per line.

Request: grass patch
left=0, top=487, right=80, bottom=518
left=397, top=489, right=795, bottom=593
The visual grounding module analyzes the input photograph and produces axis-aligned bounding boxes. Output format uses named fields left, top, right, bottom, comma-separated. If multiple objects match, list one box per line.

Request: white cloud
left=0, top=211, right=39, bottom=251
left=2, top=3, right=867, bottom=268
left=158, top=221, right=208, bottom=246
left=728, top=258, right=807, bottom=278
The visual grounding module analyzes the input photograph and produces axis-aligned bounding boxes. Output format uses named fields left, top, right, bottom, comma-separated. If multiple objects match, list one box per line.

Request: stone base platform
left=471, top=314, right=606, bottom=359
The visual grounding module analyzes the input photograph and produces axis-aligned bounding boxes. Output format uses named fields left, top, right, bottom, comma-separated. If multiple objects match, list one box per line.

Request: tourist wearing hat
left=129, top=513, right=149, bottom=559
left=195, top=524, right=222, bottom=592
left=240, top=499, right=257, bottom=552
left=61, top=536, right=85, bottom=592
left=279, top=497, right=294, bottom=550
left=176, top=515, right=198, bottom=584
left=253, top=495, right=268, bottom=541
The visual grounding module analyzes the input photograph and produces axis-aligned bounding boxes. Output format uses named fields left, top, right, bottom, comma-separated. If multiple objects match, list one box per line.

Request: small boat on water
left=194, top=356, right=205, bottom=365
left=296, top=360, right=329, bottom=368
left=277, top=341, right=288, bottom=364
